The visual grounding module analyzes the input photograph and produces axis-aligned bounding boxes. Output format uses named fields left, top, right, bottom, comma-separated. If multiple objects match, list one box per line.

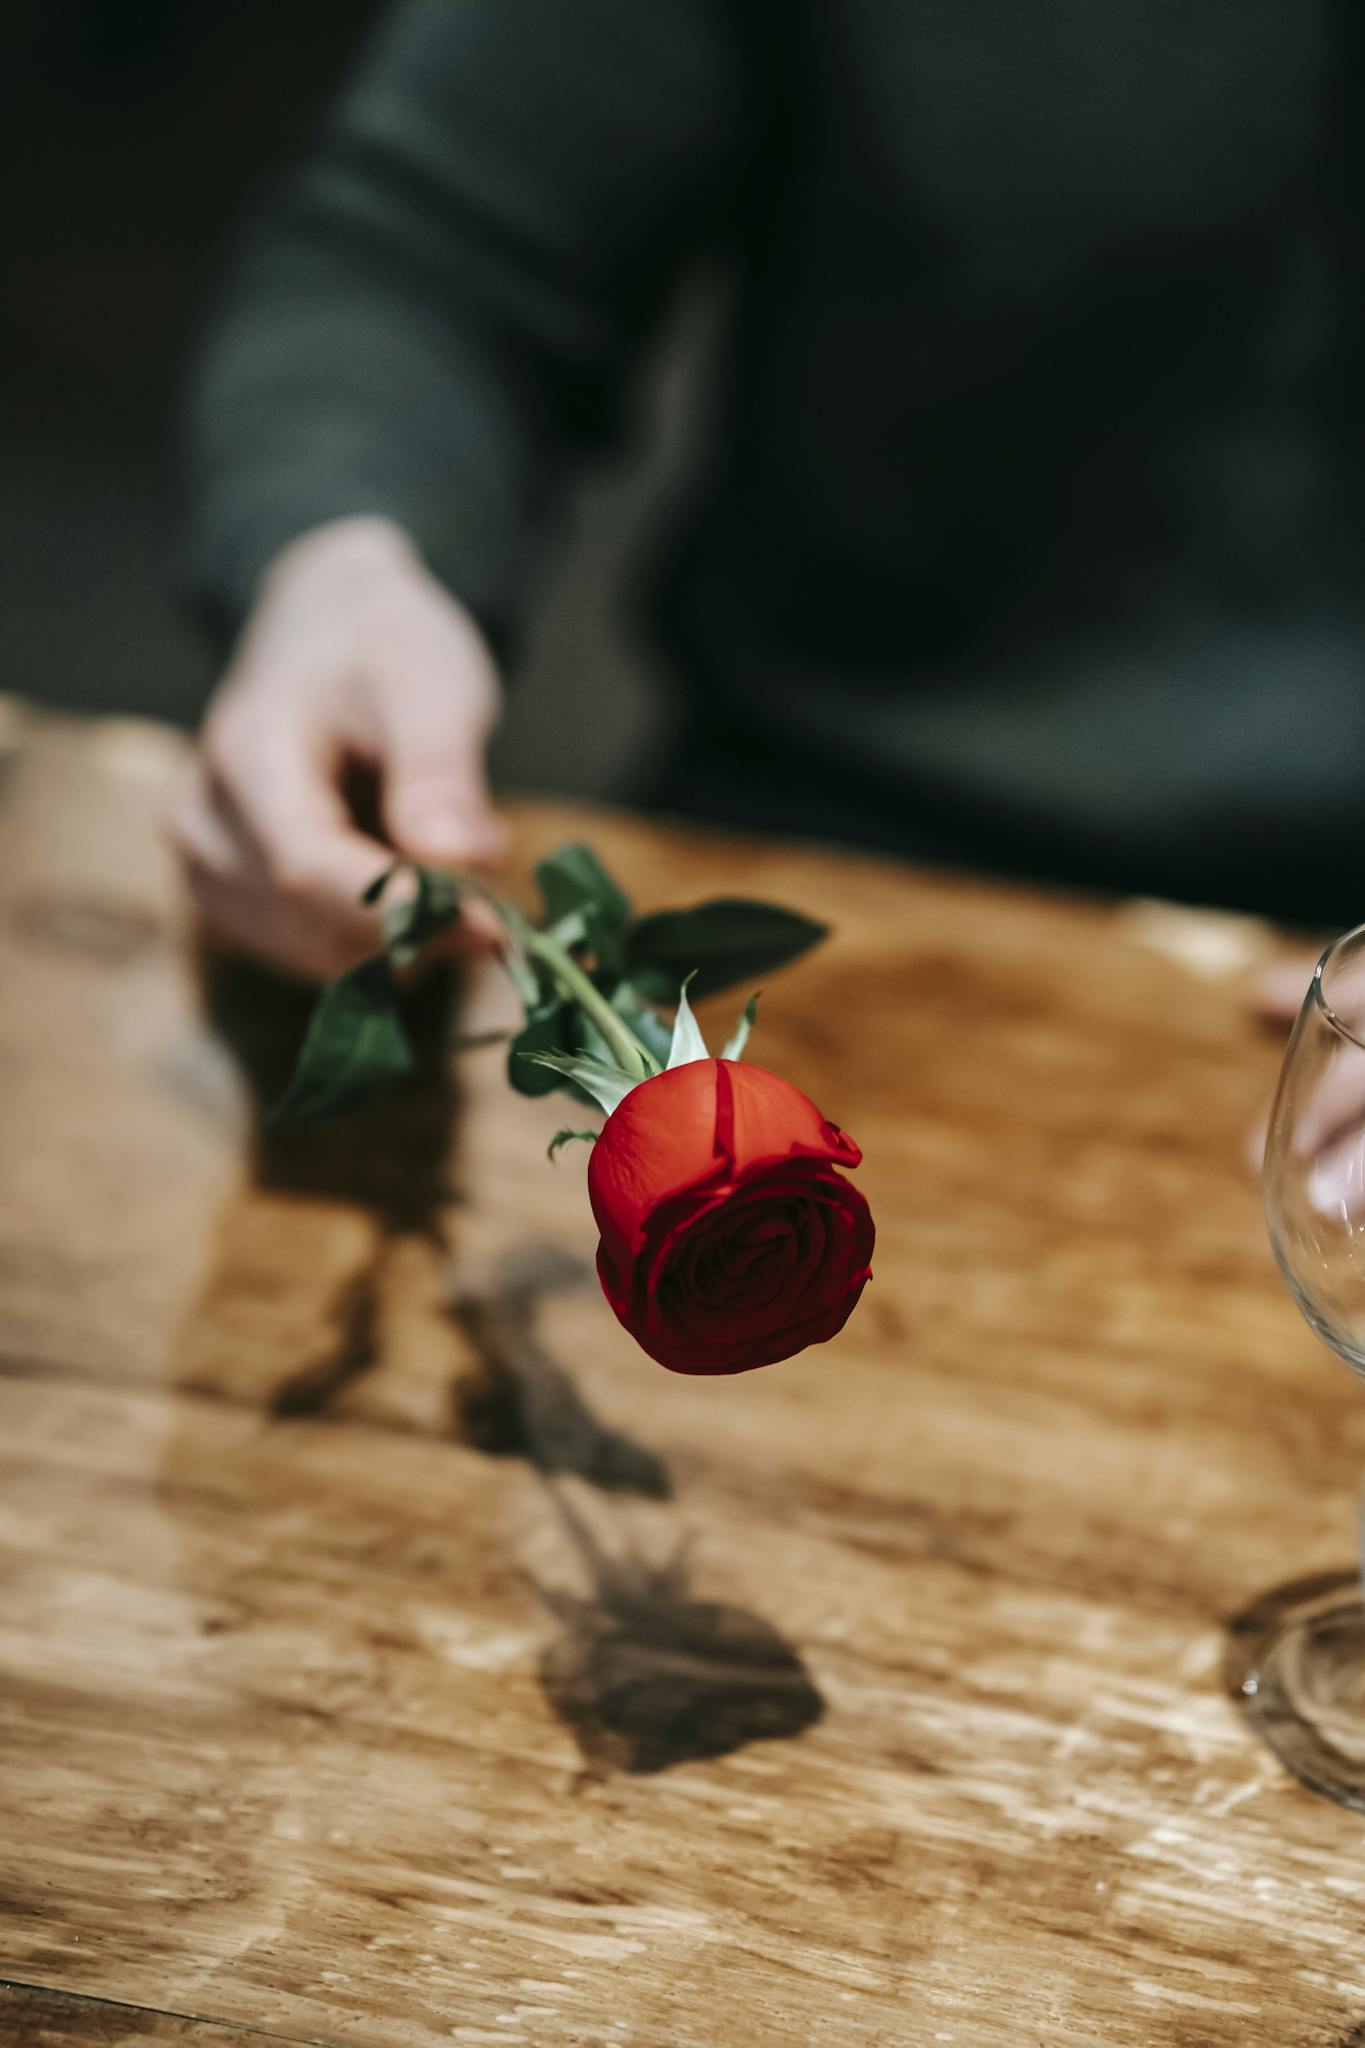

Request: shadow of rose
left=535, top=1489, right=825, bottom=1776
left=451, top=1245, right=670, bottom=1498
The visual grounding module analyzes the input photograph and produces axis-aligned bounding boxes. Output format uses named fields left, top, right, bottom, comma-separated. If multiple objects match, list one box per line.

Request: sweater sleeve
left=177, top=0, right=747, bottom=650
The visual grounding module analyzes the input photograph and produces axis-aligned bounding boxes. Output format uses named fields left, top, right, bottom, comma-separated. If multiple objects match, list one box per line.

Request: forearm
left=180, top=215, right=543, bottom=651
left=178, top=0, right=746, bottom=651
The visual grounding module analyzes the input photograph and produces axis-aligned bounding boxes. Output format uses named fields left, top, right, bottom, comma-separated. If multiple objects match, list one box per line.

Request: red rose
left=587, top=1058, right=874, bottom=1374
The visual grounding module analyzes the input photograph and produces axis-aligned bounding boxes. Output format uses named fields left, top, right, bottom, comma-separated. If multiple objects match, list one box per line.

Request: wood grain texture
left=0, top=1983, right=303, bottom=2046
left=1, top=703, right=1362, bottom=2047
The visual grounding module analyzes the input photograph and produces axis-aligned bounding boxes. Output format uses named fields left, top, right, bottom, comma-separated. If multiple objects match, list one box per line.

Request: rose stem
left=423, top=868, right=662, bottom=1082
left=519, top=923, right=661, bottom=1080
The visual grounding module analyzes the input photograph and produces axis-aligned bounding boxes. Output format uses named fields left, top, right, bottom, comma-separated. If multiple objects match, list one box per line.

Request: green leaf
left=722, top=992, right=760, bottom=1061
left=509, top=977, right=642, bottom=1109
left=508, top=997, right=577, bottom=1097
left=545, top=908, right=588, bottom=948
left=499, top=915, right=543, bottom=1009
left=269, top=958, right=415, bottom=1127
left=582, top=906, right=628, bottom=979
left=362, top=863, right=399, bottom=907
left=521, top=1050, right=640, bottom=1116
left=385, top=864, right=463, bottom=968
left=625, top=899, right=828, bottom=1001
left=547, top=1128, right=597, bottom=1162
left=535, top=844, right=631, bottom=932
left=666, top=973, right=709, bottom=1069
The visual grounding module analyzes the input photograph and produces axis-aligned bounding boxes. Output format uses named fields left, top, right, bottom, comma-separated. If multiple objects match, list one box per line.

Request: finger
left=1267, top=957, right=1365, bottom=1161
left=187, top=864, right=379, bottom=984
left=1304, top=1124, right=1365, bottom=1218
left=165, top=760, right=241, bottom=876
left=372, top=673, right=507, bottom=869
left=206, top=714, right=392, bottom=957
left=1252, top=956, right=1320, bottom=1026
left=1288, top=1043, right=1365, bottom=1161
left=413, top=892, right=506, bottom=963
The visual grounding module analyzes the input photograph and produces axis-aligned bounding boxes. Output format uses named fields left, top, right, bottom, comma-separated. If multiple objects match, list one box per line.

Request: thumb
left=376, top=668, right=507, bottom=870
left=1252, top=955, right=1319, bottom=1028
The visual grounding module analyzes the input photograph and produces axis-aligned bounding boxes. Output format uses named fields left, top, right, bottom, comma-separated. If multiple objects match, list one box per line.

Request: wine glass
left=1240, top=921, right=1365, bottom=1806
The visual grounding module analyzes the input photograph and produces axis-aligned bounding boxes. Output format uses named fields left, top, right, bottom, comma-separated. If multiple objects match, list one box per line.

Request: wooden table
left=1, top=701, right=1361, bottom=2048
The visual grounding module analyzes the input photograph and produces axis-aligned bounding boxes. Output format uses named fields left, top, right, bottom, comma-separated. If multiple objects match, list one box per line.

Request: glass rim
left=1312, top=920, right=1365, bottom=1053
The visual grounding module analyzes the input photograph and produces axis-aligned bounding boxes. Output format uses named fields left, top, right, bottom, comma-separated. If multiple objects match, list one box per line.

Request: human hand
left=170, top=517, right=507, bottom=982
left=1249, top=941, right=1365, bottom=1226
left=1247, top=950, right=1333, bottom=1177
left=1252, top=957, right=1320, bottom=1033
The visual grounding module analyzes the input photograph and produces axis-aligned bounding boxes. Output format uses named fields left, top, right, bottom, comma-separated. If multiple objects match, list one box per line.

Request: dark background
left=0, top=0, right=686, bottom=797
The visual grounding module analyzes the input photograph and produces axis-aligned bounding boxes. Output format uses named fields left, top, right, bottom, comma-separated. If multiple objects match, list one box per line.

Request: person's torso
left=661, top=1, right=1365, bottom=914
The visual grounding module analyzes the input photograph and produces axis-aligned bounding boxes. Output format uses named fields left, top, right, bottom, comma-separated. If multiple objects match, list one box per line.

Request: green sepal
left=547, top=1128, right=598, bottom=1163
left=722, top=992, right=760, bottom=1061
left=520, top=1050, right=640, bottom=1115
left=666, top=972, right=709, bottom=1069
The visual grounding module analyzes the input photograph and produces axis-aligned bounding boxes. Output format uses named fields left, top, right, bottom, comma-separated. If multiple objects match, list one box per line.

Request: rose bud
left=587, top=1059, right=874, bottom=1374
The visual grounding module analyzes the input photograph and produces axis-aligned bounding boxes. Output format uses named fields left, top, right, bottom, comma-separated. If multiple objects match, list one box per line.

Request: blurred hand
left=1245, top=945, right=1365, bottom=1218
left=1252, top=957, right=1319, bottom=1031
left=170, top=517, right=507, bottom=982
left=1246, top=951, right=1320, bottom=1174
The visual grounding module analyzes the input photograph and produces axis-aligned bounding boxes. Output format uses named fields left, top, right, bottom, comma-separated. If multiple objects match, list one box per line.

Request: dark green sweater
left=183, top=0, right=1365, bottom=920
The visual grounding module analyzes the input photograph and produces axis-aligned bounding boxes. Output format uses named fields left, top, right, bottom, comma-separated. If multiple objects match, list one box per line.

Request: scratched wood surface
left=3, top=700, right=1364, bottom=2047
left=0, top=1985, right=266, bottom=2046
